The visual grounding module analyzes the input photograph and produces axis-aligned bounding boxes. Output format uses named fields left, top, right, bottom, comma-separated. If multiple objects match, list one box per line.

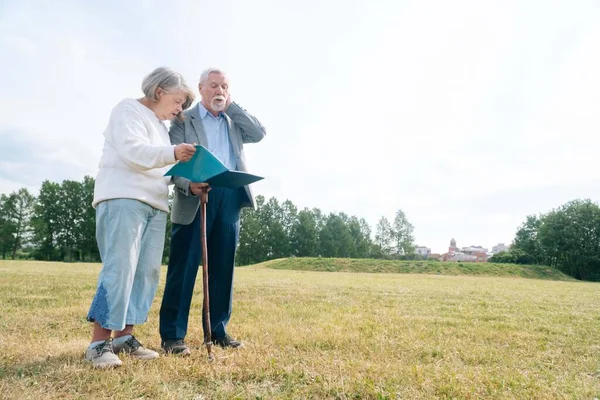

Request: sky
left=1, top=0, right=599, bottom=254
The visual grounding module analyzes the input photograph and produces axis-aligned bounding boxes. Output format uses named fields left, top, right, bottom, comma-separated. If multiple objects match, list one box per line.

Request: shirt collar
left=198, top=102, right=224, bottom=120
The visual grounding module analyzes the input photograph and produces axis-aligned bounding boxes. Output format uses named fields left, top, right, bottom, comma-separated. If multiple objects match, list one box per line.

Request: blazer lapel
left=190, top=104, right=208, bottom=146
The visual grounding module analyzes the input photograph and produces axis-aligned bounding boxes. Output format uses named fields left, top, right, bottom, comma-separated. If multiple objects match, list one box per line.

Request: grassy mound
left=251, top=257, right=574, bottom=280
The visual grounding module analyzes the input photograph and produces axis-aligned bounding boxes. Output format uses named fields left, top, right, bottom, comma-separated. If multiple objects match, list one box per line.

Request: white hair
left=141, top=67, right=195, bottom=111
left=199, top=68, right=227, bottom=85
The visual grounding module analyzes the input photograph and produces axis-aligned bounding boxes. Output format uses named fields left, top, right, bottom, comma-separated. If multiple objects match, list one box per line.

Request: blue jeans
left=87, top=199, right=167, bottom=331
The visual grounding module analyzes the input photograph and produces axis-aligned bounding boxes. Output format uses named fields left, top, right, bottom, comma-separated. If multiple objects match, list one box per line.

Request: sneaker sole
left=164, top=348, right=191, bottom=357
left=216, top=343, right=244, bottom=349
left=91, top=360, right=123, bottom=369
left=129, top=353, right=160, bottom=360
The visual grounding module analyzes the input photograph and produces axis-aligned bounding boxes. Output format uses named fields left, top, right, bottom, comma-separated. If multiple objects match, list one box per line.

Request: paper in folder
left=164, top=145, right=264, bottom=189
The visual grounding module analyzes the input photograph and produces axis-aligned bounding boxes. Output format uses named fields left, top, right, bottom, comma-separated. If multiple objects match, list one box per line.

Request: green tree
left=0, top=194, right=17, bottom=259
left=374, top=217, right=393, bottom=257
left=57, top=180, right=85, bottom=261
left=538, top=199, right=600, bottom=280
left=75, top=176, right=98, bottom=261
left=392, top=209, right=415, bottom=257
left=312, top=208, right=326, bottom=232
left=319, top=213, right=353, bottom=257
left=512, top=215, right=544, bottom=263
left=336, top=214, right=355, bottom=257
left=359, top=218, right=374, bottom=258
left=281, top=200, right=297, bottom=256
left=260, top=197, right=288, bottom=259
left=238, top=195, right=266, bottom=265
left=347, top=216, right=372, bottom=258
left=488, top=248, right=537, bottom=265
left=31, top=180, right=61, bottom=261
left=9, top=189, right=35, bottom=259
left=290, top=208, right=319, bottom=257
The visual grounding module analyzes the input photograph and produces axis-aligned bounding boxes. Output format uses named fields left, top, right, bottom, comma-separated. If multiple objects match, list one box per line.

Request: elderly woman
left=85, top=67, right=196, bottom=368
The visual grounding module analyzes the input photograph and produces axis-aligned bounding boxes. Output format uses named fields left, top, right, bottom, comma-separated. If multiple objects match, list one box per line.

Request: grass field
left=1, top=260, right=599, bottom=399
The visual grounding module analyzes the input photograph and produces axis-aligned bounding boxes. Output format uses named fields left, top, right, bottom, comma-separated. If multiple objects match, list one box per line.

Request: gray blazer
left=170, top=102, right=266, bottom=225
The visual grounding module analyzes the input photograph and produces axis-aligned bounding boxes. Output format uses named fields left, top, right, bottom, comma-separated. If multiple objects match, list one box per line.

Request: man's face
left=199, top=72, right=229, bottom=113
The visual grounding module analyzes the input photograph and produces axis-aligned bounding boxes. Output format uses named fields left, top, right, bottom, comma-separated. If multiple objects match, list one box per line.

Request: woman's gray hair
left=142, top=67, right=195, bottom=119
left=199, top=68, right=226, bottom=85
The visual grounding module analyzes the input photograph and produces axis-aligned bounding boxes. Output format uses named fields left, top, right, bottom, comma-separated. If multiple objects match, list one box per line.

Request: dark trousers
left=159, top=187, right=241, bottom=341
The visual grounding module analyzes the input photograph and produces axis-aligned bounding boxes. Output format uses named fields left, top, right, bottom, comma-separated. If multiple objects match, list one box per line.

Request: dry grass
left=1, top=260, right=599, bottom=399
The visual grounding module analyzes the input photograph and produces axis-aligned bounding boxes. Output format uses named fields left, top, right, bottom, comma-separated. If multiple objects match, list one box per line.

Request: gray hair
left=199, top=68, right=227, bottom=85
left=142, top=67, right=195, bottom=113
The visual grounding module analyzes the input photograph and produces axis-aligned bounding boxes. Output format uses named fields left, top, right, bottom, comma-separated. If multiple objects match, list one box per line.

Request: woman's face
left=155, top=88, right=187, bottom=120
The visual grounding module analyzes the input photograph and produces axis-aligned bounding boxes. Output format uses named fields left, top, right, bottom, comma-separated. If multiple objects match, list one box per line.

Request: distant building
left=492, top=243, right=510, bottom=254
left=415, top=246, right=431, bottom=259
left=449, top=238, right=458, bottom=252
left=441, top=238, right=488, bottom=262
left=461, top=245, right=488, bottom=254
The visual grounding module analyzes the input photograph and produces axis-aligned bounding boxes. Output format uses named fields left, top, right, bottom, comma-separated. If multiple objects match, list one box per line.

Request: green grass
left=255, top=257, right=573, bottom=281
left=1, top=260, right=599, bottom=399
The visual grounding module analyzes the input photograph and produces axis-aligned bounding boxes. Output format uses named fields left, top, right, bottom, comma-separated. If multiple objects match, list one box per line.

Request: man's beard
left=211, top=95, right=227, bottom=111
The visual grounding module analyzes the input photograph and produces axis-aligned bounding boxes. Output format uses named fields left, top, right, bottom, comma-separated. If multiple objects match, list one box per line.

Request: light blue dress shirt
left=198, top=102, right=237, bottom=170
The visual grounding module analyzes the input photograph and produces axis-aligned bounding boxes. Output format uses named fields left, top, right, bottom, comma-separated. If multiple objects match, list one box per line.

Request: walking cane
left=200, top=186, right=214, bottom=362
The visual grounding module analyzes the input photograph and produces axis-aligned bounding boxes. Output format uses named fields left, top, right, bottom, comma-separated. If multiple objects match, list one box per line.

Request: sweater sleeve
left=105, top=104, right=176, bottom=171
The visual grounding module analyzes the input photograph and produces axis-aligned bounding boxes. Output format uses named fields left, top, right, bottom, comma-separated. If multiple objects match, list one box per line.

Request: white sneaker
left=85, top=338, right=123, bottom=369
left=112, top=335, right=159, bottom=360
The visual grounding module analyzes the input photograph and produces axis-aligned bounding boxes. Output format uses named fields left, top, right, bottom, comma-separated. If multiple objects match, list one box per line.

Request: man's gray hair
left=141, top=67, right=195, bottom=111
left=199, top=68, right=226, bottom=85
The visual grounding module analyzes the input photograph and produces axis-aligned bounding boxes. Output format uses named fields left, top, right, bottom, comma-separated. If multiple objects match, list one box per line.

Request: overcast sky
left=1, top=0, right=599, bottom=253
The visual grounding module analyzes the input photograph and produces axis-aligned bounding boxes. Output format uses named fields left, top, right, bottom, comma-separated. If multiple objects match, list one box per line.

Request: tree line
left=0, top=176, right=418, bottom=264
left=4, top=177, right=598, bottom=281
left=0, top=178, right=97, bottom=261
left=237, top=197, right=416, bottom=265
left=489, top=199, right=600, bottom=281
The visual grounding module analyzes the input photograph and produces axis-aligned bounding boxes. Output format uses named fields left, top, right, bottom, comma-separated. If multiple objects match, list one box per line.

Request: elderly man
left=159, top=68, right=266, bottom=355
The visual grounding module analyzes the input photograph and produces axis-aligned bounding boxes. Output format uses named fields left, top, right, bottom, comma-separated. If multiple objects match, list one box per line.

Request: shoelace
left=95, top=338, right=114, bottom=355
left=125, top=335, right=142, bottom=351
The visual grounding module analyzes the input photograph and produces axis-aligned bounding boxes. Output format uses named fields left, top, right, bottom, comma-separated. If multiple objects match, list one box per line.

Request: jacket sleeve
left=225, top=102, right=266, bottom=144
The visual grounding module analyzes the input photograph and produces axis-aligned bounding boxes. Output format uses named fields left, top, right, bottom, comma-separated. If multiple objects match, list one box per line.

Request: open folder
left=164, top=145, right=264, bottom=189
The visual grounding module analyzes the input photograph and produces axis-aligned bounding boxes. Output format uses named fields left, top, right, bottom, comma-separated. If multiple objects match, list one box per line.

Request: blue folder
left=164, top=145, right=264, bottom=189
